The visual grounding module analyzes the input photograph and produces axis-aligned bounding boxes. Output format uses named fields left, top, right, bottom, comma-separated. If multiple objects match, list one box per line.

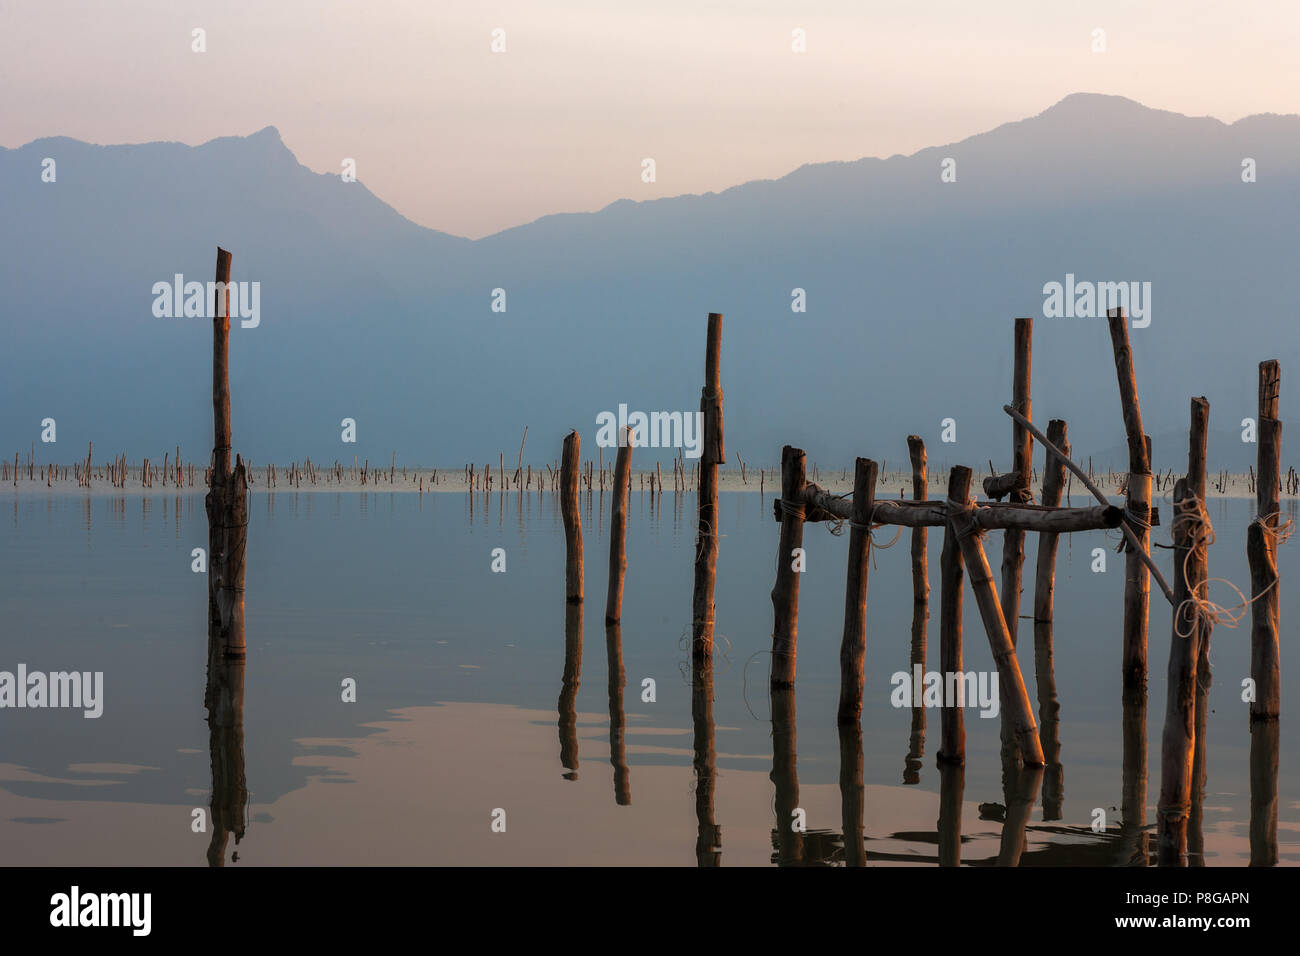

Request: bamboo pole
left=947, top=465, right=1044, bottom=766
left=204, top=247, right=248, bottom=658
left=837, top=457, right=878, bottom=724
left=1250, top=360, right=1282, bottom=722
left=605, top=427, right=633, bottom=624
left=937, top=467, right=967, bottom=764
left=1157, top=478, right=1204, bottom=865
left=1034, top=419, right=1068, bottom=819
left=560, top=431, right=583, bottom=603
left=770, top=445, right=806, bottom=687
left=692, top=313, right=725, bottom=661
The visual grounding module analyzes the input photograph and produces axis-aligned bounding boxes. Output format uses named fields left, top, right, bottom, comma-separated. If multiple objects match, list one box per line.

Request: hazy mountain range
left=3, top=93, right=1298, bottom=474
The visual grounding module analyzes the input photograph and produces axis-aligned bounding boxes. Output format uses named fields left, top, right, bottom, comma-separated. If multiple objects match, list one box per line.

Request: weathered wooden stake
left=947, top=465, right=1044, bottom=766
left=205, top=247, right=249, bottom=658
left=560, top=431, right=583, bottom=603
left=770, top=445, right=806, bottom=687
left=937, top=467, right=967, bottom=764
left=605, top=427, right=633, bottom=624
left=837, top=457, right=878, bottom=724
left=692, top=313, right=725, bottom=661
left=1157, top=477, right=1205, bottom=865
left=906, top=435, right=929, bottom=781
left=1108, top=308, right=1153, bottom=702
left=1250, top=360, right=1282, bottom=722
left=1033, top=419, right=1068, bottom=818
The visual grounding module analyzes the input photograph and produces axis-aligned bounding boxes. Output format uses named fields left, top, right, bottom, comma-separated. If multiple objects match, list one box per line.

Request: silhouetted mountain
left=3, top=94, right=1297, bottom=473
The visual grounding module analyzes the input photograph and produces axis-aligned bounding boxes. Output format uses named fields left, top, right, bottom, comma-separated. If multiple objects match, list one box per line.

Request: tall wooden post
left=839, top=720, right=866, bottom=866
left=1250, top=360, right=1282, bottom=721
left=906, top=436, right=929, bottom=781
left=1107, top=308, right=1152, bottom=703
left=1188, top=396, right=1211, bottom=865
left=1033, top=419, right=1068, bottom=818
left=1157, top=478, right=1204, bottom=865
left=561, top=431, right=583, bottom=604
left=948, top=465, right=1044, bottom=767
left=770, top=445, right=806, bottom=687
left=605, top=623, right=630, bottom=805
left=605, top=427, right=633, bottom=624
left=937, top=467, right=967, bottom=764
left=1000, top=318, right=1033, bottom=762
left=838, top=458, right=878, bottom=724
left=205, top=247, right=248, bottom=658
left=692, top=313, right=725, bottom=661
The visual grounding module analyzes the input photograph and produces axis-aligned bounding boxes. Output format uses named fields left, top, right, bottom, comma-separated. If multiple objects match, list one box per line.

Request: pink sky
left=4, top=0, right=1298, bottom=238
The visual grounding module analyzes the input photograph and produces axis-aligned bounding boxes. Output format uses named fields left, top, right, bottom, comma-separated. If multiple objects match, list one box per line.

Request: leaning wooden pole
left=1250, top=360, right=1282, bottom=723
left=605, top=427, right=633, bottom=624
left=947, top=465, right=1044, bottom=766
left=837, top=457, right=878, bottom=724
left=1033, top=419, right=1068, bottom=819
left=561, top=431, right=583, bottom=604
left=770, top=445, right=807, bottom=687
left=937, top=467, right=967, bottom=764
left=692, top=313, right=725, bottom=660
left=205, top=247, right=249, bottom=658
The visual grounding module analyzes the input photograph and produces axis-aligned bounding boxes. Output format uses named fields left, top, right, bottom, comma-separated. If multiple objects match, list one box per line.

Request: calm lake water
left=2, top=488, right=1296, bottom=865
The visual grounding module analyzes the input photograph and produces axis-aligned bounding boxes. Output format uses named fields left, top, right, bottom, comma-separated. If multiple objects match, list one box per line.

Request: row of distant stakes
left=13, top=247, right=1285, bottom=867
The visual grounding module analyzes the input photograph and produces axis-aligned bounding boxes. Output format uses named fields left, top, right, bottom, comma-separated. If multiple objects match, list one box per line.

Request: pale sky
left=3, top=0, right=1297, bottom=238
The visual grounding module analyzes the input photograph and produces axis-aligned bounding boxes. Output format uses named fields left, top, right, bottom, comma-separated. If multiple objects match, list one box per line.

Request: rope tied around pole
left=1170, top=500, right=1294, bottom=638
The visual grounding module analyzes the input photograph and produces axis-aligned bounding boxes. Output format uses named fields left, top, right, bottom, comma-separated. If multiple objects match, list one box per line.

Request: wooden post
left=837, top=457, right=878, bottom=724
left=770, top=445, right=806, bottom=687
left=1188, top=396, right=1211, bottom=865
left=937, top=467, right=967, bottom=764
left=204, top=639, right=247, bottom=866
left=999, top=318, right=1033, bottom=762
left=692, top=313, right=725, bottom=661
left=1033, top=419, right=1068, bottom=818
left=605, top=427, right=633, bottom=624
left=1108, top=308, right=1152, bottom=704
left=204, top=247, right=249, bottom=658
left=1250, top=360, right=1282, bottom=722
left=1157, top=478, right=1204, bottom=865
left=937, top=762, right=965, bottom=867
left=906, top=435, right=929, bottom=782
left=947, top=465, right=1044, bottom=766
left=561, top=431, right=583, bottom=603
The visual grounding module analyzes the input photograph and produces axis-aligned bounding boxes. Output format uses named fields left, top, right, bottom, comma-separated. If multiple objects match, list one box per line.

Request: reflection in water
left=769, top=686, right=803, bottom=865
left=691, top=664, right=721, bottom=866
left=605, top=624, right=630, bottom=805
left=558, top=602, right=582, bottom=781
left=1032, top=613, right=1064, bottom=820
left=996, top=764, right=1044, bottom=866
left=1119, top=683, right=1150, bottom=866
left=937, top=761, right=965, bottom=867
left=839, top=721, right=866, bottom=866
left=1250, top=720, right=1280, bottom=866
left=204, top=634, right=248, bottom=867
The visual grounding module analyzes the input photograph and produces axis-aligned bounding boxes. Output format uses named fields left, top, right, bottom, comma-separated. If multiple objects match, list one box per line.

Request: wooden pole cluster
left=204, top=247, right=249, bottom=659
